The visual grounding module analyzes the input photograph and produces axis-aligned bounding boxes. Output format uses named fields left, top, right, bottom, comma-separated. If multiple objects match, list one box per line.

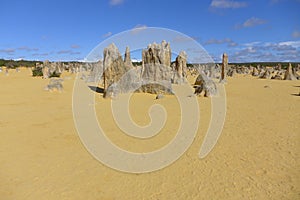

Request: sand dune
left=0, top=68, right=299, bottom=199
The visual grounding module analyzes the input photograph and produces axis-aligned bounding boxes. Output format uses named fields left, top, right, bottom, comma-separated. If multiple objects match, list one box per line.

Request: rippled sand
left=0, top=67, right=299, bottom=199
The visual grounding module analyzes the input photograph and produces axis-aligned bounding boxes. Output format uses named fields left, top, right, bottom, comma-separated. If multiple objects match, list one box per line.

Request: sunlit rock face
left=102, top=43, right=134, bottom=98
left=138, top=40, right=173, bottom=94
left=172, top=51, right=188, bottom=84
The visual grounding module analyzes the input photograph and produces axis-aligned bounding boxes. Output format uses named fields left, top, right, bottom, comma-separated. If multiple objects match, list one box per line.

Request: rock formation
left=139, top=41, right=173, bottom=94
left=124, top=46, right=133, bottom=68
left=292, top=67, right=300, bottom=80
left=172, top=51, right=187, bottom=84
left=85, top=61, right=103, bottom=83
left=42, top=60, right=50, bottom=79
left=227, top=67, right=236, bottom=77
left=194, top=72, right=217, bottom=97
left=103, top=43, right=134, bottom=98
left=220, top=53, right=228, bottom=82
left=155, top=94, right=164, bottom=99
left=252, top=67, right=259, bottom=76
left=284, top=63, right=296, bottom=80
left=259, top=69, right=272, bottom=79
left=271, top=74, right=282, bottom=80
left=45, top=78, right=63, bottom=92
left=55, top=62, right=63, bottom=74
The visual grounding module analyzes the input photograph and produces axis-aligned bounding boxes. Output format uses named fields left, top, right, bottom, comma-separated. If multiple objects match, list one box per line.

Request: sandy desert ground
left=0, top=67, right=299, bottom=200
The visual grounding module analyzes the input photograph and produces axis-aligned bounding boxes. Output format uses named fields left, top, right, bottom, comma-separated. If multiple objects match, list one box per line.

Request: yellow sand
left=0, top=67, right=299, bottom=199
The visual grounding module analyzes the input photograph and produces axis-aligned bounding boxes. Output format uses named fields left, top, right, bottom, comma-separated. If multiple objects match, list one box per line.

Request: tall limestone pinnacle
left=220, top=53, right=228, bottom=83
left=139, top=40, right=173, bottom=94
left=103, top=43, right=133, bottom=98
left=124, top=46, right=133, bottom=68
left=284, top=63, right=296, bottom=80
left=173, top=51, right=187, bottom=84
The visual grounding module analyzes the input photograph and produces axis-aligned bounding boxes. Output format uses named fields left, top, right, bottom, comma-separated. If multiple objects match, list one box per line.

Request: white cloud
left=292, top=30, right=300, bottom=38
left=210, top=0, right=247, bottom=8
left=71, top=44, right=80, bottom=49
left=131, top=24, right=148, bottom=34
left=243, top=17, right=267, bottom=27
left=17, top=46, right=39, bottom=51
left=57, top=50, right=72, bottom=54
left=235, top=17, right=267, bottom=29
left=269, top=0, right=300, bottom=4
left=102, top=32, right=112, bottom=38
left=109, top=0, right=124, bottom=6
left=131, top=58, right=142, bottom=62
left=172, top=36, right=198, bottom=43
left=230, top=40, right=300, bottom=62
left=279, top=41, right=300, bottom=48
left=243, top=41, right=261, bottom=46
left=32, top=53, right=49, bottom=57
left=204, top=38, right=237, bottom=47
left=0, top=48, right=15, bottom=54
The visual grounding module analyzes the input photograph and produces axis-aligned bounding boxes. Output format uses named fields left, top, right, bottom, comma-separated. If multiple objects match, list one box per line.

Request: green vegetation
left=132, top=61, right=142, bottom=66
left=227, top=62, right=299, bottom=69
left=32, top=68, right=61, bottom=78
left=32, top=67, right=43, bottom=77
left=1, top=58, right=298, bottom=70
left=49, top=71, right=61, bottom=78
left=0, top=59, right=40, bottom=68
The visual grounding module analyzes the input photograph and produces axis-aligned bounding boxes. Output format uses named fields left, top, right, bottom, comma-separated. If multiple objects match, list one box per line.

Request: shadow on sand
left=291, top=93, right=300, bottom=96
left=88, top=86, right=104, bottom=94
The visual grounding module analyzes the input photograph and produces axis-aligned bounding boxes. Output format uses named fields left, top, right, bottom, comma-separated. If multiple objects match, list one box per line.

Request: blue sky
left=0, top=0, right=299, bottom=63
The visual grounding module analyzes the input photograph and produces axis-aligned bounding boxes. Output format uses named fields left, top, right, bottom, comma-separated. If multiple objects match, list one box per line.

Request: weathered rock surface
left=271, top=74, right=282, bottom=80
left=155, top=94, right=164, bottom=99
left=227, top=67, right=236, bottom=77
left=284, top=63, right=297, bottom=80
left=172, top=51, right=187, bottom=84
left=220, top=53, right=228, bottom=82
left=85, top=61, right=103, bottom=83
left=103, top=43, right=134, bottom=98
left=252, top=67, right=259, bottom=76
left=45, top=78, right=63, bottom=92
left=194, top=72, right=217, bottom=97
left=124, top=46, right=133, bottom=68
left=139, top=41, right=173, bottom=94
left=42, top=60, right=50, bottom=79
left=259, top=69, right=272, bottom=79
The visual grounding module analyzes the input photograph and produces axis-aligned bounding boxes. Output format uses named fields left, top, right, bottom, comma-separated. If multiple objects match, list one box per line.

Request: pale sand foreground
left=0, top=68, right=299, bottom=199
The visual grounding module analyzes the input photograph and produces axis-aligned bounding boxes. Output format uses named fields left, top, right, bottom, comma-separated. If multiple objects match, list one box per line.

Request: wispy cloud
left=71, top=44, right=80, bottom=49
left=292, top=30, right=300, bottom=38
left=243, top=17, right=267, bottom=27
left=102, top=32, right=112, bottom=38
left=32, top=53, right=49, bottom=57
left=0, top=48, right=15, bottom=54
left=210, top=0, right=247, bottom=8
left=269, top=0, right=300, bottom=4
left=17, top=46, right=39, bottom=51
left=229, top=40, right=300, bottom=62
left=204, top=38, right=237, bottom=47
left=131, top=24, right=148, bottom=34
left=70, top=52, right=81, bottom=55
left=172, top=36, right=199, bottom=43
left=57, top=50, right=72, bottom=54
left=279, top=40, right=300, bottom=48
left=109, top=0, right=124, bottom=6
left=235, top=17, right=267, bottom=29
left=57, top=49, right=82, bottom=55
